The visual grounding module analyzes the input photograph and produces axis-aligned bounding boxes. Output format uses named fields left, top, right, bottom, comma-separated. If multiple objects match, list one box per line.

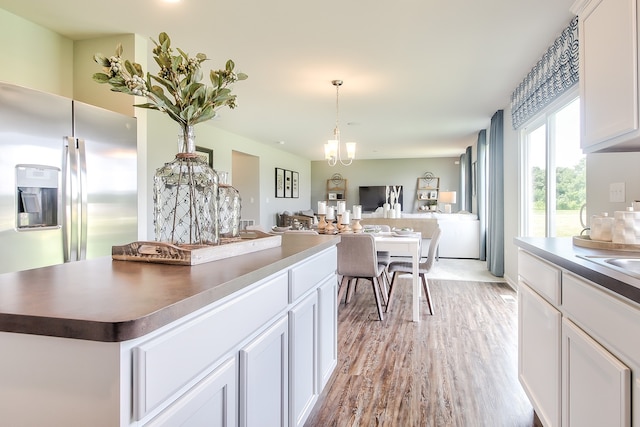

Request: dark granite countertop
left=0, top=234, right=340, bottom=342
left=515, top=237, right=640, bottom=306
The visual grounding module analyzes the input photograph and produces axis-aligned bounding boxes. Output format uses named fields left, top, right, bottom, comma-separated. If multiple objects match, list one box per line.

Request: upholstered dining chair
left=336, top=233, right=388, bottom=321
left=369, top=224, right=392, bottom=289
left=386, top=226, right=442, bottom=315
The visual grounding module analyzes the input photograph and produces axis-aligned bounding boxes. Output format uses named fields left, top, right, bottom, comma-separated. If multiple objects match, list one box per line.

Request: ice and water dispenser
left=15, top=165, right=60, bottom=229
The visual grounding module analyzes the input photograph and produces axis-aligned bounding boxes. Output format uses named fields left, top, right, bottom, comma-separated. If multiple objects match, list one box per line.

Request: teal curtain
left=458, top=146, right=473, bottom=212
left=459, top=152, right=466, bottom=210
left=477, top=130, right=487, bottom=261
left=487, top=111, right=504, bottom=276
left=464, top=146, right=472, bottom=209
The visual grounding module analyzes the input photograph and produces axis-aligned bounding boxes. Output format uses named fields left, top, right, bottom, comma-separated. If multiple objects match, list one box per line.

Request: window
left=521, top=94, right=585, bottom=238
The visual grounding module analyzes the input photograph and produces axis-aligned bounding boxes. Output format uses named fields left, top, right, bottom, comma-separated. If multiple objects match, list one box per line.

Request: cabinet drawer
left=562, top=272, right=640, bottom=368
left=133, top=272, right=288, bottom=420
left=289, top=247, right=337, bottom=302
left=518, top=250, right=561, bottom=305
left=144, top=357, right=237, bottom=427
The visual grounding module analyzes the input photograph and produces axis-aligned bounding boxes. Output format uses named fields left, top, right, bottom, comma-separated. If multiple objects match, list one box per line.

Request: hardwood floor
left=304, top=276, right=543, bottom=427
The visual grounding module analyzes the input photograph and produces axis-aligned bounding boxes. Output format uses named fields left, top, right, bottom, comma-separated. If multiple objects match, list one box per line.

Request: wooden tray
left=572, top=235, right=640, bottom=252
left=112, top=231, right=282, bottom=265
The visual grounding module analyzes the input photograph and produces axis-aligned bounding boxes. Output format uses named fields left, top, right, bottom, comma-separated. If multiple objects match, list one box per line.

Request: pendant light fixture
left=324, top=80, right=356, bottom=166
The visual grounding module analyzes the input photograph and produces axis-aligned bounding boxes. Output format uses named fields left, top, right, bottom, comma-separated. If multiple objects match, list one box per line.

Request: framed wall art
left=292, top=171, right=299, bottom=198
left=275, top=168, right=285, bottom=198
left=284, top=170, right=293, bottom=198
left=195, top=146, right=213, bottom=168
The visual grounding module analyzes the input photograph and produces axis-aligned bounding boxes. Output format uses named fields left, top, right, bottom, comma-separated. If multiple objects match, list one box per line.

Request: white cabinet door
left=289, top=292, right=318, bottom=427
left=239, top=315, right=288, bottom=427
left=579, top=0, right=640, bottom=151
left=518, top=282, right=562, bottom=427
left=562, top=319, right=631, bottom=427
left=145, top=357, right=237, bottom=427
left=317, top=275, right=338, bottom=390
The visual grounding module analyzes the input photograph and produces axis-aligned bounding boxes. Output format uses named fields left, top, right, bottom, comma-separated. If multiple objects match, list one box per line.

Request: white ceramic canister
left=612, top=209, right=640, bottom=244
left=590, top=213, right=614, bottom=242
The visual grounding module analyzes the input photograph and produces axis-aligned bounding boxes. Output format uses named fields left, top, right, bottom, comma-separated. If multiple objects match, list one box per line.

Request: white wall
left=0, top=9, right=73, bottom=96
left=586, top=152, right=640, bottom=217
left=310, top=157, right=462, bottom=214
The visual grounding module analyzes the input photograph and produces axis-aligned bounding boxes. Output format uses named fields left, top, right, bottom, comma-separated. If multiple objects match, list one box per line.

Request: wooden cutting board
left=572, top=235, right=640, bottom=252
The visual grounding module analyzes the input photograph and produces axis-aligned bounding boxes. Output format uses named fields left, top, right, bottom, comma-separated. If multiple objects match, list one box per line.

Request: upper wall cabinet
left=573, top=0, right=640, bottom=152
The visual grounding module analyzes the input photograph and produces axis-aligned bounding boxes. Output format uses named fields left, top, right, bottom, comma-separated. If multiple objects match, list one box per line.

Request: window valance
left=510, top=16, right=579, bottom=129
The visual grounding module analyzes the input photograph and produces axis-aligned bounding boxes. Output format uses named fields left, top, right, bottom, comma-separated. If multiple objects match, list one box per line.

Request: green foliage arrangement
left=93, top=32, right=247, bottom=129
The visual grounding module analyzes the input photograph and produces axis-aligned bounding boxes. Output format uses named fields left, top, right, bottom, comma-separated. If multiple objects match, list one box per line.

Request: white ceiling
left=0, top=0, right=575, bottom=160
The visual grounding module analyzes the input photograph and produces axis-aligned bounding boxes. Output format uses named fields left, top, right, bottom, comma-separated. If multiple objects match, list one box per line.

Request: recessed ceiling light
left=163, top=0, right=181, bottom=3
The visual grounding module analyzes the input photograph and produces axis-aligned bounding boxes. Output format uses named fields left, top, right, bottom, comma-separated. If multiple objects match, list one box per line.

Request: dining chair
left=336, top=233, right=388, bottom=321
left=386, top=226, right=442, bottom=314
left=373, top=224, right=392, bottom=286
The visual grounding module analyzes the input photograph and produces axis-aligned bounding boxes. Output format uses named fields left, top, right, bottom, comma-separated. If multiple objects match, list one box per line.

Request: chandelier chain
left=326, top=79, right=354, bottom=166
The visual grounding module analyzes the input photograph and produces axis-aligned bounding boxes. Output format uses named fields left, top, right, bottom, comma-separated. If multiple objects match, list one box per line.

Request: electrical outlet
left=610, top=182, right=626, bottom=203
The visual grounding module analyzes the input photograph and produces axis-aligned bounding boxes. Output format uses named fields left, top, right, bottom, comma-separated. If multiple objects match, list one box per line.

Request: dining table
left=373, top=231, right=422, bottom=322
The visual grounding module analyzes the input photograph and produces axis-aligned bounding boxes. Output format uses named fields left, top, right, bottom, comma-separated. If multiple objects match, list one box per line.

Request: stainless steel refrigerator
left=0, top=82, right=137, bottom=274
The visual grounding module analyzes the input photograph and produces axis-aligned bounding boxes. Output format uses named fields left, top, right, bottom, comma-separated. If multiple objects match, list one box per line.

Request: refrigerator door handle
left=77, top=138, right=88, bottom=261
left=63, top=136, right=80, bottom=263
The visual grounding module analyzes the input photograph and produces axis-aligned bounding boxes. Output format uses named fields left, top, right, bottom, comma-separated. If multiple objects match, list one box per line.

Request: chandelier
left=324, top=80, right=356, bottom=166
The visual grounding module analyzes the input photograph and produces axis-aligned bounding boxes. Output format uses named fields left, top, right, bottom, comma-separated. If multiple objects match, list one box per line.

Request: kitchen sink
left=579, top=255, right=640, bottom=279
left=605, top=258, right=640, bottom=273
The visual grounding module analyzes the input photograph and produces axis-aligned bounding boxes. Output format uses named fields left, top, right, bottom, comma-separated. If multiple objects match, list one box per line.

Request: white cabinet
left=289, top=292, right=318, bottom=427
left=574, top=0, right=640, bottom=152
left=240, top=316, right=289, bottom=427
left=518, top=248, right=640, bottom=427
left=518, top=282, right=562, bottom=427
left=518, top=250, right=562, bottom=427
left=562, top=318, right=630, bottom=427
left=437, top=218, right=480, bottom=259
left=287, top=246, right=338, bottom=427
left=0, top=245, right=338, bottom=427
left=145, top=357, right=237, bottom=427
left=317, top=275, right=338, bottom=390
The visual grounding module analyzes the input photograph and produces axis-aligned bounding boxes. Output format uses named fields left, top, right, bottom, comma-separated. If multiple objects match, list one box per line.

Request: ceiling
left=0, top=0, right=575, bottom=160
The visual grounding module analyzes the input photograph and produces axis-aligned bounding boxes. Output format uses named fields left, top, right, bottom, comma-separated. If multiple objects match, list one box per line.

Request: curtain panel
left=476, top=130, right=487, bottom=261
left=487, top=111, right=504, bottom=277
left=510, top=16, right=579, bottom=129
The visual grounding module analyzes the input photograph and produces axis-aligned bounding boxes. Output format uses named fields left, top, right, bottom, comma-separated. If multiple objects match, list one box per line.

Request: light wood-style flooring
left=304, top=275, right=542, bottom=427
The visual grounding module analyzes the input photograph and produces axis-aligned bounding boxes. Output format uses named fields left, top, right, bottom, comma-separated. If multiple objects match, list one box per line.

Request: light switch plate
left=609, top=182, right=625, bottom=203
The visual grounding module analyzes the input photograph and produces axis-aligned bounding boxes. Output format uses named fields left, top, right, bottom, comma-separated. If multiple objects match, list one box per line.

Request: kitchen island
left=0, top=233, right=340, bottom=427
left=515, top=237, right=640, bottom=427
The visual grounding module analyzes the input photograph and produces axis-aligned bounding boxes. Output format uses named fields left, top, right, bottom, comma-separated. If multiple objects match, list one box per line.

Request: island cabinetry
left=288, top=246, right=338, bottom=427
left=518, top=250, right=562, bottom=427
left=240, top=315, right=289, bottom=427
left=317, top=274, right=338, bottom=390
left=135, top=272, right=289, bottom=423
left=144, top=357, right=237, bottom=427
left=289, top=292, right=318, bottom=427
left=0, top=242, right=339, bottom=427
left=573, top=0, right=640, bottom=152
